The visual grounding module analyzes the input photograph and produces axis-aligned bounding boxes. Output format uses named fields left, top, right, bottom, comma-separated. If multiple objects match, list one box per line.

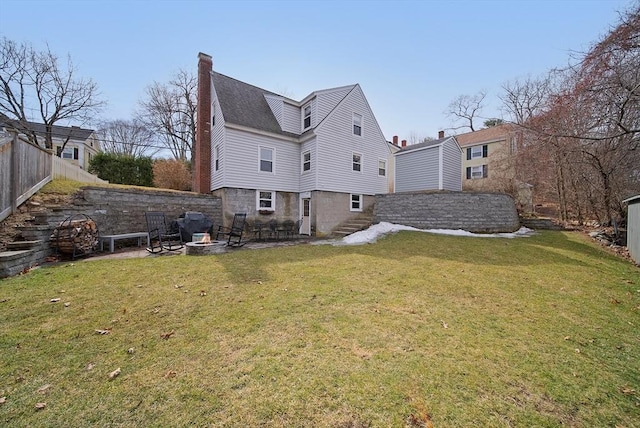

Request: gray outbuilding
left=394, top=136, right=462, bottom=192
left=623, top=195, right=640, bottom=264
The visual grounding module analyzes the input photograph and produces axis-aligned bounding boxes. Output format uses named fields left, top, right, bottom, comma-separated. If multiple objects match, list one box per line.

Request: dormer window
left=353, top=113, right=362, bottom=136
left=303, top=104, right=311, bottom=130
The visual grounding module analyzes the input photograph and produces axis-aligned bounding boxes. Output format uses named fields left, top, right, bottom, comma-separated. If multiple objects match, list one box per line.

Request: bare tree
left=139, top=69, right=196, bottom=162
left=500, top=75, right=553, bottom=125
left=0, top=37, right=104, bottom=149
left=406, top=131, right=434, bottom=145
left=445, top=90, right=486, bottom=132
left=494, top=6, right=640, bottom=224
left=98, top=119, right=159, bottom=157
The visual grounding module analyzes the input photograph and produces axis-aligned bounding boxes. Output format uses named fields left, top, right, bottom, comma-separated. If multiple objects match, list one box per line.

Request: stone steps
left=6, top=240, right=43, bottom=250
left=520, top=217, right=565, bottom=230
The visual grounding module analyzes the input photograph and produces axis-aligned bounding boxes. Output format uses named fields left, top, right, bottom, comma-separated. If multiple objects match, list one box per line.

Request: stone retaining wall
left=1, top=187, right=223, bottom=278
left=374, top=191, right=520, bottom=233
left=45, top=187, right=223, bottom=235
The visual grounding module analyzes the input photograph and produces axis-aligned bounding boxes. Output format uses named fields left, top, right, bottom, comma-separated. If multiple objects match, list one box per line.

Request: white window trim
left=61, top=146, right=77, bottom=160
left=353, top=112, right=363, bottom=136
left=302, top=103, right=312, bottom=130
left=61, top=147, right=74, bottom=159
left=352, top=152, right=362, bottom=173
left=256, top=190, right=276, bottom=211
left=214, top=144, right=221, bottom=172
left=471, top=146, right=483, bottom=159
left=470, top=165, right=484, bottom=179
left=350, top=194, right=363, bottom=212
left=302, top=150, right=311, bottom=174
left=258, top=145, right=275, bottom=174
left=378, top=158, right=387, bottom=177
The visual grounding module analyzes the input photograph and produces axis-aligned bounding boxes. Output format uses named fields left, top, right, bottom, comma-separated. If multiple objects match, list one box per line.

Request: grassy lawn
left=1, top=230, right=638, bottom=427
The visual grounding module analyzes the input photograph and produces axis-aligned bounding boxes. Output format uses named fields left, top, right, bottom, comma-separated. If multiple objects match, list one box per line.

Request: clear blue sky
left=0, top=0, right=633, bottom=141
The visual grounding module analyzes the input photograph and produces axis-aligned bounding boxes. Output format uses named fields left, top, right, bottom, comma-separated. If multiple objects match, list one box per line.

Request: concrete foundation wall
left=213, top=187, right=373, bottom=237
left=313, top=191, right=374, bottom=236
left=374, top=191, right=520, bottom=233
left=213, top=188, right=299, bottom=228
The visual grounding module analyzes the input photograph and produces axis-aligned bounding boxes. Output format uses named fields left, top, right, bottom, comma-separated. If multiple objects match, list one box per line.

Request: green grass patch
left=1, top=231, right=638, bottom=426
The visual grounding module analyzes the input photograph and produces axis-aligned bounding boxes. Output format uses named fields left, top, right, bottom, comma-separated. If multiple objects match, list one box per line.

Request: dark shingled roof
left=212, top=71, right=298, bottom=137
left=396, top=136, right=452, bottom=153
left=0, top=113, right=94, bottom=141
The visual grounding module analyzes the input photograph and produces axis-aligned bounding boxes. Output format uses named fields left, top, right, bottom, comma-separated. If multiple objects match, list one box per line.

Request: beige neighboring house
left=0, top=115, right=100, bottom=170
left=456, top=124, right=533, bottom=212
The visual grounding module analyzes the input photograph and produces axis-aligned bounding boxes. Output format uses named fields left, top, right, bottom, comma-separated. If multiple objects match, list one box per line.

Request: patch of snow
left=322, top=222, right=535, bottom=246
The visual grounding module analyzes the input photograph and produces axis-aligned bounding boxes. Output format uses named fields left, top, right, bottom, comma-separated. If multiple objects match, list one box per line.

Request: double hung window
left=257, top=190, right=275, bottom=211
left=303, top=105, right=311, bottom=129
left=259, top=146, right=274, bottom=173
left=352, top=153, right=362, bottom=172
left=350, top=194, right=363, bottom=212
left=302, top=151, right=311, bottom=172
left=353, top=113, right=362, bottom=136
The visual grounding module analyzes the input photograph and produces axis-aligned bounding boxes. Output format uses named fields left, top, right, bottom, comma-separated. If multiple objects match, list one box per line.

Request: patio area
left=84, top=236, right=317, bottom=261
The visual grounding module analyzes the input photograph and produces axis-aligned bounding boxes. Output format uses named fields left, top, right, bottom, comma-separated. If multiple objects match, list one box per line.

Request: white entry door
left=300, top=198, right=311, bottom=235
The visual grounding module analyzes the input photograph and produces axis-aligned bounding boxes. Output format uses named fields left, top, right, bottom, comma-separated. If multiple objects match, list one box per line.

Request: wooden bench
left=99, top=232, right=150, bottom=253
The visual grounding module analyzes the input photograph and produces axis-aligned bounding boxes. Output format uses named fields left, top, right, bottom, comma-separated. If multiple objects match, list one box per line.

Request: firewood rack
left=51, top=213, right=99, bottom=260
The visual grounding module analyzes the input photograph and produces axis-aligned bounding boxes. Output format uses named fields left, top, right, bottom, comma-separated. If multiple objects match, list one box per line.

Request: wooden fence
left=0, top=130, right=107, bottom=223
left=1, top=132, right=52, bottom=222
left=52, top=156, right=108, bottom=184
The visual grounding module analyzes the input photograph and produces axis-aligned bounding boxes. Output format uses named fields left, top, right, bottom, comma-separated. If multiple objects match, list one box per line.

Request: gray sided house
left=194, top=53, right=393, bottom=236
left=623, top=195, right=640, bottom=264
left=394, top=136, right=462, bottom=192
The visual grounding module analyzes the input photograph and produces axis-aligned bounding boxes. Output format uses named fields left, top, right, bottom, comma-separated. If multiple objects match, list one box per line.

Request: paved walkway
left=84, top=237, right=321, bottom=261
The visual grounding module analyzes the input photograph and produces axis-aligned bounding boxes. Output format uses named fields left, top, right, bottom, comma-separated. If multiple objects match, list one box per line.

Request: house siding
left=282, top=101, right=303, bottom=134
left=316, top=87, right=352, bottom=122
left=461, top=141, right=496, bottom=183
left=395, top=147, right=439, bottom=192
left=299, top=137, right=317, bottom=191
left=265, top=95, right=284, bottom=129
left=223, top=128, right=299, bottom=193
left=627, top=197, right=640, bottom=264
left=211, top=95, right=226, bottom=190
left=442, top=140, right=462, bottom=191
left=314, top=86, right=389, bottom=195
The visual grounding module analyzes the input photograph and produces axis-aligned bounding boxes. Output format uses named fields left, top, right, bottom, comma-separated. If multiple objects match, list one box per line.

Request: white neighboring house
left=0, top=114, right=100, bottom=170
left=194, top=53, right=394, bottom=236
left=394, top=135, right=463, bottom=192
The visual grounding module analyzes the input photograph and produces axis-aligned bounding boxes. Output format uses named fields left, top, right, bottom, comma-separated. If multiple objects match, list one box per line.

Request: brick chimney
left=401, top=139, right=407, bottom=147
left=392, top=135, right=398, bottom=146
left=194, top=52, right=212, bottom=194
left=438, top=130, right=445, bottom=139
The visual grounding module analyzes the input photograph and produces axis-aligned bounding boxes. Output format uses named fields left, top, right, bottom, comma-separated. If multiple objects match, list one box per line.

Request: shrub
left=88, top=153, right=154, bottom=186
left=153, top=159, right=192, bottom=191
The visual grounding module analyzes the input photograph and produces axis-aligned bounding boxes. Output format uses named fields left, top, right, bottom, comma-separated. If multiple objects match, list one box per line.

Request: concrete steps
left=331, top=211, right=374, bottom=238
